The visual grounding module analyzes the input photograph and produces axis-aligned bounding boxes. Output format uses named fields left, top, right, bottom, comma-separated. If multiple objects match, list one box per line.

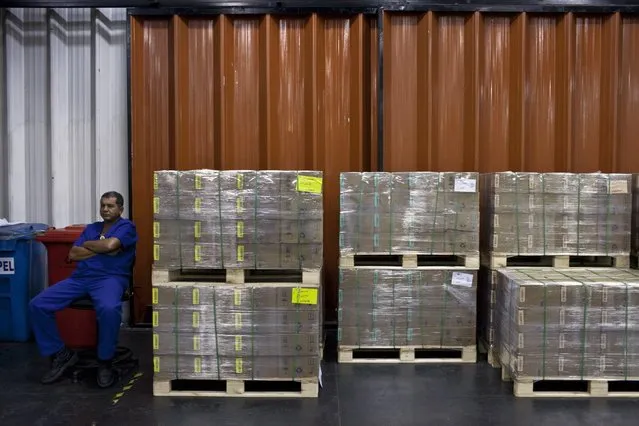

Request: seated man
left=29, top=191, right=138, bottom=388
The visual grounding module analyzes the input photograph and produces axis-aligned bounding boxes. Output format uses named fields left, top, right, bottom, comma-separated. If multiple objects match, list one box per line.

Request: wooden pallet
left=153, top=378, right=319, bottom=398
left=152, top=267, right=321, bottom=285
left=483, top=253, right=630, bottom=269
left=338, top=345, right=476, bottom=364
left=500, top=365, right=639, bottom=397
left=339, top=253, right=479, bottom=269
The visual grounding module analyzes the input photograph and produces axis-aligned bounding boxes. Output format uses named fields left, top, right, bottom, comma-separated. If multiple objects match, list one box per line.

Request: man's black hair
left=101, top=191, right=124, bottom=208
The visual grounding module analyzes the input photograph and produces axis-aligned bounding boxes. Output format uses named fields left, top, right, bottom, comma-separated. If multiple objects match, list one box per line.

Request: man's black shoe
left=97, top=359, right=116, bottom=388
left=41, top=347, right=79, bottom=384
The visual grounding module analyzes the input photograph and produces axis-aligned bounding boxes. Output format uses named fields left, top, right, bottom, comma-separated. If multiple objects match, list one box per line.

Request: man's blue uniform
left=29, top=218, right=138, bottom=361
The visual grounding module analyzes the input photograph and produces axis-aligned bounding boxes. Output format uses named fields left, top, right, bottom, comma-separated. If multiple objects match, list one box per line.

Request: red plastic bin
left=36, top=225, right=97, bottom=349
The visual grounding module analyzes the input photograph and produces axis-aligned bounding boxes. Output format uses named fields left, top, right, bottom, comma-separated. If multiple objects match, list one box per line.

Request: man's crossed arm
left=69, top=238, right=122, bottom=261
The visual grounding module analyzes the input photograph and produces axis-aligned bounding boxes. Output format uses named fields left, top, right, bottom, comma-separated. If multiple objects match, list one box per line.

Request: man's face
left=100, top=197, right=123, bottom=222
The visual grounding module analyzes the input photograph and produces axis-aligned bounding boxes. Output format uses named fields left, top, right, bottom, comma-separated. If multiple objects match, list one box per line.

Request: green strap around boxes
left=173, top=286, right=179, bottom=380
left=430, top=174, right=441, bottom=255
left=212, top=288, right=221, bottom=380
left=217, top=173, right=225, bottom=268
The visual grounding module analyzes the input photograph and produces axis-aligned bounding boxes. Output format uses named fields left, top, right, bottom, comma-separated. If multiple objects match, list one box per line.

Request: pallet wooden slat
left=152, top=268, right=321, bottom=286
left=501, top=365, right=639, bottom=397
left=337, top=345, right=477, bottom=364
left=483, top=254, right=630, bottom=269
left=153, top=378, right=319, bottom=398
left=339, top=253, right=480, bottom=269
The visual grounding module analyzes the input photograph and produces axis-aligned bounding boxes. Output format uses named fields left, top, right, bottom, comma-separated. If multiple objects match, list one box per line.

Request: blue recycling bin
left=0, top=223, right=49, bottom=342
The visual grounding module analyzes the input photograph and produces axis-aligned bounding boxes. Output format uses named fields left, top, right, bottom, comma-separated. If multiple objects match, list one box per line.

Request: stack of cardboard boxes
left=151, top=170, right=323, bottom=387
left=481, top=172, right=635, bottom=376
left=496, top=268, right=639, bottom=379
left=633, top=175, right=639, bottom=261
left=152, top=170, right=323, bottom=270
left=481, top=173, right=632, bottom=257
left=337, top=172, right=479, bottom=355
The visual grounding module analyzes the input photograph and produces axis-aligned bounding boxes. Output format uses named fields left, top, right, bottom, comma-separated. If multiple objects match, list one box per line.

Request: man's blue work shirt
left=72, top=218, right=138, bottom=281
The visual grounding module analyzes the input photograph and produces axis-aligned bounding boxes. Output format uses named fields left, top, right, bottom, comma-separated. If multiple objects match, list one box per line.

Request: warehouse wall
left=130, top=13, right=377, bottom=323
left=130, top=10, right=639, bottom=325
left=0, top=8, right=128, bottom=227
left=384, top=11, right=639, bottom=173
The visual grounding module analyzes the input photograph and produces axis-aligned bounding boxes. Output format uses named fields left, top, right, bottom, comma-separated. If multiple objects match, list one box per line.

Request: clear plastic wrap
left=481, top=172, right=632, bottom=256
left=477, top=267, right=499, bottom=354
left=339, top=172, right=479, bottom=256
left=337, top=268, right=476, bottom=347
left=152, top=170, right=323, bottom=270
left=152, top=283, right=321, bottom=381
left=496, top=268, right=639, bottom=380
left=633, top=175, right=638, bottom=256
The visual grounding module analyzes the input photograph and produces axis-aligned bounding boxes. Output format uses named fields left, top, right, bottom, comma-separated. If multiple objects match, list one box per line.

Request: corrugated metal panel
left=130, top=14, right=375, bottom=323
left=383, top=11, right=639, bottom=173
left=0, top=8, right=128, bottom=227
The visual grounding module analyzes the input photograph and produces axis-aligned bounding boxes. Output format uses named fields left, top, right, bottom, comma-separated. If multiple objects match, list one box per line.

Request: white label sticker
left=610, top=180, right=628, bottom=194
left=451, top=272, right=474, bottom=287
left=0, top=258, right=15, bottom=275
left=454, top=177, right=477, bottom=193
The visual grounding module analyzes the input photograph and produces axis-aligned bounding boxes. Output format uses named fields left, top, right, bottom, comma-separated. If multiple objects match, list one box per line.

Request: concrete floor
left=2, top=329, right=639, bottom=426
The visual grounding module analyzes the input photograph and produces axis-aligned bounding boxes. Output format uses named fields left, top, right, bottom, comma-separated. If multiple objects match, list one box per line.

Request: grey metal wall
left=0, top=8, right=128, bottom=227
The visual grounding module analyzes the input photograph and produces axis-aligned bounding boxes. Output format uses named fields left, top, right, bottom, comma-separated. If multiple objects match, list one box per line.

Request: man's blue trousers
left=29, top=276, right=127, bottom=360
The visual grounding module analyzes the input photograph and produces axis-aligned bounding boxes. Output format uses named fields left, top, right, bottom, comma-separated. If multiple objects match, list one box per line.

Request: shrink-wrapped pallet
left=337, top=268, right=477, bottom=347
left=152, top=283, right=322, bottom=380
left=496, top=268, right=639, bottom=379
left=339, top=172, right=479, bottom=256
left=152, top=170, right=323, bottom=270
left=481, top=172, right=632, bottom=257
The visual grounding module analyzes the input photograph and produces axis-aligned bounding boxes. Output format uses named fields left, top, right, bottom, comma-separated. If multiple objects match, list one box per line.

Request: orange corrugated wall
left=130, top=12, right=639, bottom=324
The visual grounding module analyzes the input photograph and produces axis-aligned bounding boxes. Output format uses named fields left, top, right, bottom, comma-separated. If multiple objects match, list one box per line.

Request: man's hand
left=83, top=238, right=122, bottom=254
left=69, top=246, right=97, bottom=261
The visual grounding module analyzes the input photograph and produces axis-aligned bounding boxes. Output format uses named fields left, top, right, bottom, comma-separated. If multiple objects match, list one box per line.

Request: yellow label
left=195, top=174, right=202, bottom=190
left=235, top=335, right=242, bottom=351
left=237, top=173, right=244, bottom=189
left=297, top=175, right=323, bottom=194
left=292, top=288, right=319, bottom=305
left=192, top=288, right=200, bottom=305
left=153, top=221, right=160, bottom=239
left=153, top=333, right=159, bottom=350
left=234, top=289, right=242, bottom=306
left=235, top=358, right=243, bottom=374
left=152, top=288, right=158, bottom=304
left=235, top=313, right=242, bottom=329
left=193, top=335, right=200, bottom=351
left=236, top=196, right=244, bottom=212
left=194, top=221, right=201, bottom=239
left=237, top=221, right=244, bottom=238
left=153, top=357, right=160, bottom=373
left=194, top=244, right=202, bottom=262
left=194, top=357, right=202, bottom=374
left=153, top=197, right=160, bottom=214
left=152, top=311, right=159, bottom=327
left=192, top=311, right=200, bottom=328
left=194, top=197, right=202, bottom=213
left=153, top=244, right=160, bottom=261
left=237, top=245, right=244, bottom=262
left=153, top=173, right=158, bottom=190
